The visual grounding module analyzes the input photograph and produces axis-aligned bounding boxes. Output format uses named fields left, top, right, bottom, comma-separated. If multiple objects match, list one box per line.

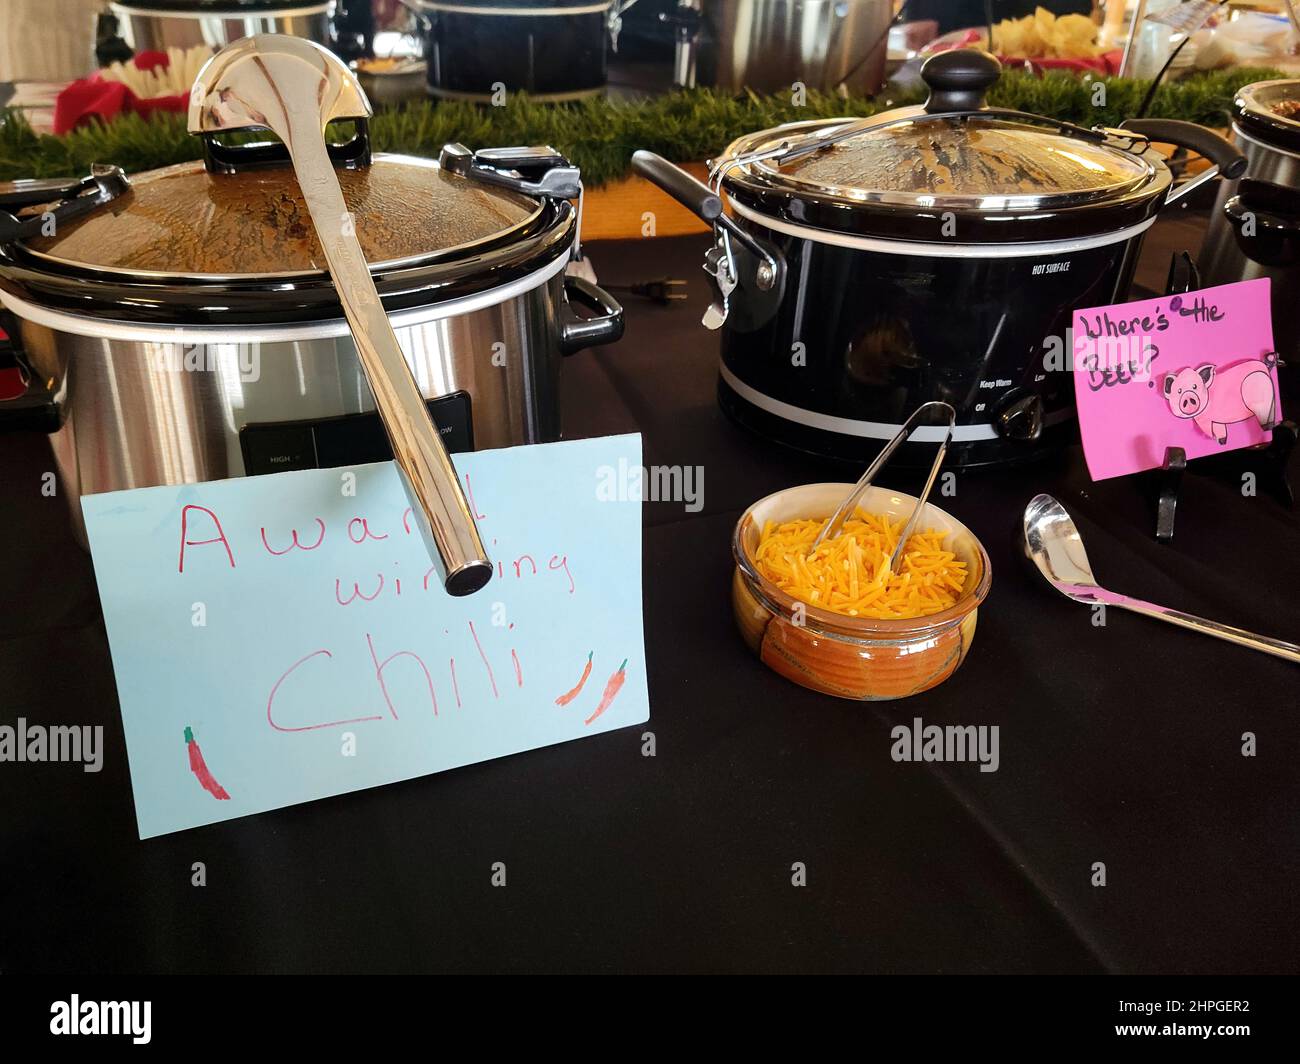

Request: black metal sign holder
left=1145, top=254, right=1294, bottom=541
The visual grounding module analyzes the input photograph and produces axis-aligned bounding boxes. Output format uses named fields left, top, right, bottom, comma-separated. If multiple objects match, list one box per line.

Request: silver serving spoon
left=189, top=35, right=491, bottom=595
left=1022, top=493, right=1300, bottom=664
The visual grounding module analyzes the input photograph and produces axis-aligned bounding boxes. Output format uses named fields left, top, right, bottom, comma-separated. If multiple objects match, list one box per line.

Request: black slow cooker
left=107, top=1, right=338, bottom=55
left=634, top=50, right=1246, bottom=467
left=408, top=0, right=624, bottom=102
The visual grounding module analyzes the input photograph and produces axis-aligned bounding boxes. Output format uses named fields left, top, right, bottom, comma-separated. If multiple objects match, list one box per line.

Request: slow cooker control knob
left=993, top=392, right=1044, bottom=442
left=920, top=49, right=1002, bottom=114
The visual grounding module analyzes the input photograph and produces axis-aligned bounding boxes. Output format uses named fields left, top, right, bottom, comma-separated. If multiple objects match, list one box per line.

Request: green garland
left=0, top=67, right=1278, bottom=187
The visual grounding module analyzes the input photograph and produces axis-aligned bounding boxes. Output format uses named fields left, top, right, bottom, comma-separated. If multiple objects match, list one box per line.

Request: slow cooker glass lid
left=24, top=155, right=542, bottom=279
left=735, top=114, right=1157, bottom=211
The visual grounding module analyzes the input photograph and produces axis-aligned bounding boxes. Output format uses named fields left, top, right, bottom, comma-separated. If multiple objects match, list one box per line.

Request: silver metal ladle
left=188, top=35, right=492, bottom=595
left=1022, top=493, right=1300, bottom=665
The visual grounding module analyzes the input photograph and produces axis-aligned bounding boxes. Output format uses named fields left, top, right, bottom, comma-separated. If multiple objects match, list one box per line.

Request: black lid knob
left=921, top=49, right=1001, bottom=114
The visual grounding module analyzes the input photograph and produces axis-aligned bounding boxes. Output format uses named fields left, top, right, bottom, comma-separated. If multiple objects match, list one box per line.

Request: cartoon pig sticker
left=1161, top=354, right=1281, bottom=444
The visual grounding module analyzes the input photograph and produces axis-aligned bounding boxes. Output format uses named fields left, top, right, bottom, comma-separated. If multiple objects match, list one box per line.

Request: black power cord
left=604, top=278, right=688, bottom=305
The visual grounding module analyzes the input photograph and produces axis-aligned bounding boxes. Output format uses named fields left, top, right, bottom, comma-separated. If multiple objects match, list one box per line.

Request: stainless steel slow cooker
left=108, top=0, right=335, bottom=53
left=634, top=49, right=1246, bottom=468
left=0, top=133, right=623, bottom=536
left=666, top=0, right=893, bottom=95
left=1200, top=78, right=1300, bottom=402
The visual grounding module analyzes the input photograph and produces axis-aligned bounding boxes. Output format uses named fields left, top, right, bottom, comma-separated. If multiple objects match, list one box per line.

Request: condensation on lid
left=24, top=155, right=540, bottom=277
left=735, top=116, right=1155, bottom=208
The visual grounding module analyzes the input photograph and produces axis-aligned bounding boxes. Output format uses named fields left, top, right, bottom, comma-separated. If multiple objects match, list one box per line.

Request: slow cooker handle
left=631, top=150, right=722, bottom=221
left=1227, top=178, right=1300, bottom=225
left=0, top=172, right=109, bottom=211
left=1119, top=118, right=1248, bottom=207
left=199, top=120, right=372, bottom=176
left=560, top=276, right=625, bottom=355
left=1225, top=179, right=1300, bottom=268
left=0, top=166, right=130, bottom=244
left=0, top=313, right=61, bottom=434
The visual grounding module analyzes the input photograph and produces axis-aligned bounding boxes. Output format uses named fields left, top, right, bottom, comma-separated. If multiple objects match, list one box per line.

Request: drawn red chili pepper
left=584, top=659, right=628, bottom=726
left=555, top=651, right=593, bottom=706
left=184, top=726, right=231, bottom=801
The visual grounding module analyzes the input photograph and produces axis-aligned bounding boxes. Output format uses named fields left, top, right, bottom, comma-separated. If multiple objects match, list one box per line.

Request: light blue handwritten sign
left=82, top=434, right=649, bottom=838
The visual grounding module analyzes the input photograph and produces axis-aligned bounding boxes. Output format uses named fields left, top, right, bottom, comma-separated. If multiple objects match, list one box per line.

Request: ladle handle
left=188, top=36, right=491, bottom=595
left=292, top=133, right=492, bottom=595
left=1097, top=590, right=1300, bottom=665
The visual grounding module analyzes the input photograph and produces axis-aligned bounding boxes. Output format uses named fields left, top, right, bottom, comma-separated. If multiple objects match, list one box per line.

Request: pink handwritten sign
left=1072, top=279, right=1282, bottom=480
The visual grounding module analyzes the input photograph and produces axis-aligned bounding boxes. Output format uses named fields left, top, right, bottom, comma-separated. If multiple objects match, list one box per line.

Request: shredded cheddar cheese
left=754, top=511, right=968, bottom=620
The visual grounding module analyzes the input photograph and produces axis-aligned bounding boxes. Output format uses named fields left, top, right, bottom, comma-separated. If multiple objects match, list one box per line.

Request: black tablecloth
left=1, top=229, right=1297, bottom=974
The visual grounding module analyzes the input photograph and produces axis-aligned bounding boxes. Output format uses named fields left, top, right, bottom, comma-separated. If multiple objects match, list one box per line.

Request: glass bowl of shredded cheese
left=732, top=483, right=991, bottom=700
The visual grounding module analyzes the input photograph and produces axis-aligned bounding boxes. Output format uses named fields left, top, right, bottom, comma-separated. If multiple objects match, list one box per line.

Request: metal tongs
left=810, top=401, right=957, bottom=574
left=189, top=36, right=492, bottom=595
